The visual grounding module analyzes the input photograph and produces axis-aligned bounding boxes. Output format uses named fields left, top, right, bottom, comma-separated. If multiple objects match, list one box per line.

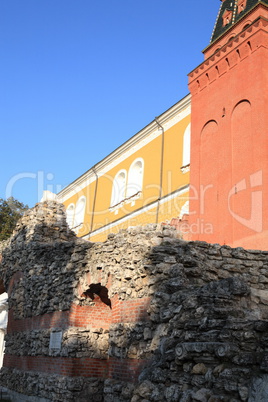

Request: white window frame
left=66, top=203, right=75, bottom=228
left=74, top=196, right=86, bottom=229
left=181, top=123, right=191, bottom=173
left=126, top=158, right=144, bottom=199
left=110, top=170, right=127, bottom=208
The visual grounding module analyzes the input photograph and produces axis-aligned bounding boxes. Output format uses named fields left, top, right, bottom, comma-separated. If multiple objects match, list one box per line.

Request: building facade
left=57, top=96, right=191, bottom=242
left=1, top=1, right=268, bottom=401
left=189, top=0, right=268, bottom=250
left=54, top=0, right=268, bottom=250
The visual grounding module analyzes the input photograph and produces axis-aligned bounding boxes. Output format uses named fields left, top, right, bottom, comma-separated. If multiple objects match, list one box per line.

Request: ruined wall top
left=2, top=201, right=268, bottom=401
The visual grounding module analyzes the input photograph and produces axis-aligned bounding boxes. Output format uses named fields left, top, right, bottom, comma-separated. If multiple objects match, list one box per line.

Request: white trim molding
left=84, top=185, right=189, bottom=240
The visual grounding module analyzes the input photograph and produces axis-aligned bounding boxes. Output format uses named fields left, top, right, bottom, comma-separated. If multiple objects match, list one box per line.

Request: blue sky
left=0, top=0, right=220, bottom=208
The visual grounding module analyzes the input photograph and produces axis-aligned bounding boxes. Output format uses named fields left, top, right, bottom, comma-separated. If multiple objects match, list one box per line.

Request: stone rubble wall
left=1, top=202, right=268, bottom=401
left=0, top=240, right=8, bottom=255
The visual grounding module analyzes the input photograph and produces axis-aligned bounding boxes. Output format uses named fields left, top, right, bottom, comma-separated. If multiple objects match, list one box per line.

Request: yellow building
left=56, top=94, right=191, bottom=242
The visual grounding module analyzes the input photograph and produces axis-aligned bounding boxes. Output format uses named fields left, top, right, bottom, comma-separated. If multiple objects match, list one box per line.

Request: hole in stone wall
left=81, top=283, right=112, bottom=309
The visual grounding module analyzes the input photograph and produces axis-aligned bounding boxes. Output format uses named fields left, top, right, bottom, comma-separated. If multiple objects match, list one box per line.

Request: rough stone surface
left=0, top=201, right=268, bottom=401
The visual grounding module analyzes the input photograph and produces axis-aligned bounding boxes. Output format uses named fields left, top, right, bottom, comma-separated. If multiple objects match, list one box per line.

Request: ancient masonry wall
left=1, top=202, right=268, bottom=401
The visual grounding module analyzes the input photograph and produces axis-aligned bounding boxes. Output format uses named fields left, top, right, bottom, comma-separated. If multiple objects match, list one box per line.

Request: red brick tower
left=188, top=0, right=268, bottom=250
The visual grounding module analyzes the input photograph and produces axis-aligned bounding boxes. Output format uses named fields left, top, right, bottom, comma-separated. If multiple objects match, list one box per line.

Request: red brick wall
left=4, top=355, right=147, bottom=382
left=188, top=9, right=268, bottom=250
left=5, top=294, right=151, bottom=382
left=7, top=296, right=151, bottom=334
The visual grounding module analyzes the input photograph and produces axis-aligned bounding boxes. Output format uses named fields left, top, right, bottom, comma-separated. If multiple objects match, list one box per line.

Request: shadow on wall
left=0, top=202, right=101, bottom=400
left=1, top=202, right=268, bottom=401
left=98, top=230, right=268, bottom=401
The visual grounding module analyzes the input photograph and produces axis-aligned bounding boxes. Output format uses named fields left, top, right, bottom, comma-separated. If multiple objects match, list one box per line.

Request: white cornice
left=83, top=185, right=189, bottom=239
left=57, top=95, right=191, bottom=203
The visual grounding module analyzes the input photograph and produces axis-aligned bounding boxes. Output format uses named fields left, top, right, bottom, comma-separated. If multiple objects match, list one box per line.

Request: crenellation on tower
left=189, top=16, right=267, bottom=96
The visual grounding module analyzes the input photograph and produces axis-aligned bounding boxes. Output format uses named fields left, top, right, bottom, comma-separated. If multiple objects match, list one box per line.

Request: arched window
left=228, top=35, right=235, bottom=42
left=126, top=159, right=144, bottom=198
left=222, top=9, right=233, bottom=27
left=243, top=23, right=250, bottom=30
left=66, top=203, right=75, bottom=228
left=110, top=170, right=127, bottom=207
left=74, top=196, right=86, bottom=228
left=182, top=123, right=191, bottom=169
left=238, top=0, right=247, bottom=13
